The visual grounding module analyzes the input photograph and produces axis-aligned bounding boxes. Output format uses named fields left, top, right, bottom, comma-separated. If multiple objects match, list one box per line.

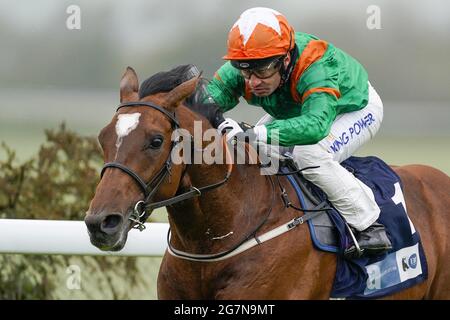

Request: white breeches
left=256, top=82, right=383, bottom=231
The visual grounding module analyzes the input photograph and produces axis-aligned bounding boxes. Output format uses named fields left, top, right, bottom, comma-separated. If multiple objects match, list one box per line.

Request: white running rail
left=0, top=219, right=169, bottom=257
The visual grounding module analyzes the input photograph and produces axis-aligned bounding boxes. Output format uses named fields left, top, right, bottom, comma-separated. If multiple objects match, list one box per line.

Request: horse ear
left=164, top=76, right=200, bottom=111
left=120, top=66, right=139, bottom=102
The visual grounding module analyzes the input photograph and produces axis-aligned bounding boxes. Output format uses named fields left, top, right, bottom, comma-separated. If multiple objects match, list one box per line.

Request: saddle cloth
left=280, top=156, right=428, bottom=299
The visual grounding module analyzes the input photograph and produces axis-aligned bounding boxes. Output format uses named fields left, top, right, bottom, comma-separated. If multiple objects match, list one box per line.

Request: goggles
left=231, top=56, right=284, bottom=79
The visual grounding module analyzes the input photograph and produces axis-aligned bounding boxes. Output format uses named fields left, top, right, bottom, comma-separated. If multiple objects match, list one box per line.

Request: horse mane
left=139, top=65, right=193, bottom=98
left=139, top=64, right=218, bottom=126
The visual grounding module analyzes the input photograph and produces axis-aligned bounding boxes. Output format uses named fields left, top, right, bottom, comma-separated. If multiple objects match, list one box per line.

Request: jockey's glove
left=232, top=129, right=258, bottom=145
left=240, top=125, right=267, bottom=144
left=219, top=118, right=268, bottom=144
left=218, top=118, right=244, bottom=141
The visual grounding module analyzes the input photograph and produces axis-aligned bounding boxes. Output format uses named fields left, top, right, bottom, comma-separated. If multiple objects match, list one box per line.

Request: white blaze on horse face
left=115, top=113, right=141, bottom=150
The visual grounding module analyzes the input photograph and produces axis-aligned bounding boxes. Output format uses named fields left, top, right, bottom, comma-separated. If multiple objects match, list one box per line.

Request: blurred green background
left=0, top=0, right=449, bottom=299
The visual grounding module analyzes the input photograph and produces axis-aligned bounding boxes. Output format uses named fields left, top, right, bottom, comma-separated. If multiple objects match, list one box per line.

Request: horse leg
left=157, top=254, right=204, bottom=299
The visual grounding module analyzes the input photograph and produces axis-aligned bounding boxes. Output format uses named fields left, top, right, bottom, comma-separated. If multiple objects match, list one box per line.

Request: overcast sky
left=1, top=0, right=449, bottom=48
left=0, top=0, right=449, bottom=101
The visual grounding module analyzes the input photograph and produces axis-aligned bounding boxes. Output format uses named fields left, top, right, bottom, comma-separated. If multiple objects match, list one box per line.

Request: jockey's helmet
left=223, top=7, right=295, bottom=61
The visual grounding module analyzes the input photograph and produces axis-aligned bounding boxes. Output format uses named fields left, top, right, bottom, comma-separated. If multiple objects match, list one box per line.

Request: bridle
left=100, top=101, right=232, bottom=231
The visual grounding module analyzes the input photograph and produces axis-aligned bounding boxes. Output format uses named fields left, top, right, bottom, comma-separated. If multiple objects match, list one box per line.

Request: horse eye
left=149, top=136, right=164, bottom=149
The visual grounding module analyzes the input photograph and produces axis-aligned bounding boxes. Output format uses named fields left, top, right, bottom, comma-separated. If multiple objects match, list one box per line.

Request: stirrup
left=343, top=223, right=363, bottom=259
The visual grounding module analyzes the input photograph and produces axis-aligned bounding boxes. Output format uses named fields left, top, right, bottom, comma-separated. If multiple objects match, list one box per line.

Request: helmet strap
left=279, top=44, right=299, bottom=88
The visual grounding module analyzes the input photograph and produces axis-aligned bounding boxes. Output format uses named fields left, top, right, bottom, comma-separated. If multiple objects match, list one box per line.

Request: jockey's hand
left=232, top=129, right=258, bottom=145
left=218, top=118, right=244, bottom=140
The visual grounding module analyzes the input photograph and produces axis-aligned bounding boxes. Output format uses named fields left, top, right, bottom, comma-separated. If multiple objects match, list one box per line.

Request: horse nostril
left=85, top=214, right=101, bottom=234
left=101, top=214, right=123, bottom=234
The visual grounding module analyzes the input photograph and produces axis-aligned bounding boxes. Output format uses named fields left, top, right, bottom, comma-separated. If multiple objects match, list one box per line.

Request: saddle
left=278, top=155, right=341, bottom=252
left=275, top=152, right=428, bottom=299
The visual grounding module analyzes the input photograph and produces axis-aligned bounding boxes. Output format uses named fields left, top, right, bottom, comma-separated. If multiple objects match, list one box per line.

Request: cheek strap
left=279, top=45, right=299, bottom=87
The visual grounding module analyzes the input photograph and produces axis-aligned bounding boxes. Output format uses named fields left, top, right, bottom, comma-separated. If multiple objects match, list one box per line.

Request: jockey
left=201, top=7, right=392, bottom=257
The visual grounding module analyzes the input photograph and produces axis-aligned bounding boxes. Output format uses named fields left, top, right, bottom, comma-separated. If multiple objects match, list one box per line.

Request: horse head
left=85, top=66, right=199, bottom=251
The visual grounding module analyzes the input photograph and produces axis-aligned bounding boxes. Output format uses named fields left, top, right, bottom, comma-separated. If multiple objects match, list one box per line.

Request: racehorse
left=85, top=66, right=450, bottom=299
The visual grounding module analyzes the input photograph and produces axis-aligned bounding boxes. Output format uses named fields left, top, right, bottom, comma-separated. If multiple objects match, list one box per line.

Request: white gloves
left=217, top=118, right=244, bottom=141
left=218, top=118, right=269, bottom=143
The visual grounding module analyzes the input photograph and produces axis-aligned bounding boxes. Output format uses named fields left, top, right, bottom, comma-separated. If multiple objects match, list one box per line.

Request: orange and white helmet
left=223, top=7, right=295, bottom=61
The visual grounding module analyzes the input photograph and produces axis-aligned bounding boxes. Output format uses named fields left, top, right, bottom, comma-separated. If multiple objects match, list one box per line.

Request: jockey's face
left=245, top=54, right=291, bottom=97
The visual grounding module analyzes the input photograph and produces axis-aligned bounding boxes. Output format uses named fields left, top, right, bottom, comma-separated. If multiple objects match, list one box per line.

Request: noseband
left=100, top=101, right=232, bottom=231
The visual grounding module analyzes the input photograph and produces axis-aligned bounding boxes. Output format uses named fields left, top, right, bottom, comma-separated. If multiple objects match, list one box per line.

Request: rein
left=167, top=166, right=332, bottom=262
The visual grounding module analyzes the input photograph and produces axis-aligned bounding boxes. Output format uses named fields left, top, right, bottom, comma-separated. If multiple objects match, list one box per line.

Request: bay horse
left=85, top=66, right=450, bottom=299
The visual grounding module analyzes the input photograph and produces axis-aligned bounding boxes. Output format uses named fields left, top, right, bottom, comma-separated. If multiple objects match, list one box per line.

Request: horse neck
left=168, top=162, right=272, bottom=253
left=166, top=107, right=273, bottom=253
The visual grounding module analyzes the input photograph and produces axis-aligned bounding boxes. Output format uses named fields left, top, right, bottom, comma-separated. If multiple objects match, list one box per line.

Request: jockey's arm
left=264, top=92, right=338, bottom=146
left=205, top=62, right=243, bottom=112
left=264, top=59, right=341, bottom=146
left=181, top=63, right=240, bottom=128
